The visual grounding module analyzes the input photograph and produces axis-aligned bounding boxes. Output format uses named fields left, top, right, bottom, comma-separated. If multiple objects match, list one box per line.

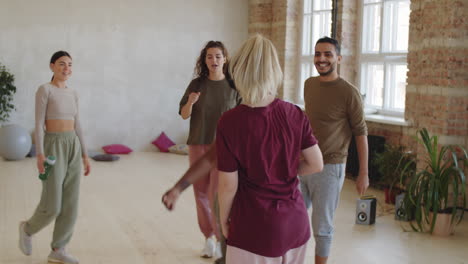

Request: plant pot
left=384, top=187, right=401, bottom=204
left=428, top=212, right=455, bottom=236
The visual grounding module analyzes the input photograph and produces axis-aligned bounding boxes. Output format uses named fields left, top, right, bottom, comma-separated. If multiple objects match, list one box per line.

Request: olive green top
left=179, top=77, right=241, bottom=145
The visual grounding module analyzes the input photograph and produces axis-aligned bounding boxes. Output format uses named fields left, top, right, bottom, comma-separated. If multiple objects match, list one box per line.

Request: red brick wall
left=336, top=0, right=468, bottom=157
left=248, top=0, right=467, bottom=151
left=249, top=0, right=467, bottom=199
left=367, top=122, right=415, bottom=148
left=406, top=0, right=468, bottom=195
left=406, top=0, right=467, bottom=150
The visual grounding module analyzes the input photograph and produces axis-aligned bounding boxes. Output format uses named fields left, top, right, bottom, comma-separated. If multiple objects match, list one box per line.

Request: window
left=359, top=0, right=410, bottom=115
left=299, top=0, right=332, bottom=102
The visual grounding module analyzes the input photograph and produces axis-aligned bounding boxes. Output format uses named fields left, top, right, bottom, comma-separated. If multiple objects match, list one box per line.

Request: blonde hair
left=229, top=34, right=283, bottom=105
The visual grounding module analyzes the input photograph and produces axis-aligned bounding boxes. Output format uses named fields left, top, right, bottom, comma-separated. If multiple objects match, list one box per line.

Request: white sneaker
left=200, top=237, right=216, bottom=258
left=48, top=248, right=79, bottom=264
left=214, top=241, right=223, bottom=259
left=18, top=221, right=32, bottom=256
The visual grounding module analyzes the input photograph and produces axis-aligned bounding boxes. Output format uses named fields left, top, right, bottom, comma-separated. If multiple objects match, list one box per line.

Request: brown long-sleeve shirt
left=304, top=77, right=367, bottom=164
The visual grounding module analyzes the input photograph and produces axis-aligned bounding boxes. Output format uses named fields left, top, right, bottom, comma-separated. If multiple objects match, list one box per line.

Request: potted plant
left=373, top=144, right=416, bottom=203
left=0, top=62, right=17, bottom=123
left=400, top=128, right=467, bottom=235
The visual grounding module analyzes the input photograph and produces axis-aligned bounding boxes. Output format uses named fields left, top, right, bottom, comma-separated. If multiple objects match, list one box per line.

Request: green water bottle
left=39, top=155, right=56, bottom=181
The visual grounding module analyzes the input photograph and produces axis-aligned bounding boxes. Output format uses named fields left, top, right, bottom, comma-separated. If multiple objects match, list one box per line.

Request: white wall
left=0, top=0, right=248, bottom=151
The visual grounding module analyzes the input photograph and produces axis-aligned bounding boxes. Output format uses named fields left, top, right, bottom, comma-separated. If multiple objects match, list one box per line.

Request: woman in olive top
left=179, top=40, right=240, bottom=259
left=19, top=51, right=90, bottom=264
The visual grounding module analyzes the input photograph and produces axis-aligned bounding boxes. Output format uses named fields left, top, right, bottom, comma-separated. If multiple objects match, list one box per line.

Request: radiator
left=346, top=135, right=386, bottom=182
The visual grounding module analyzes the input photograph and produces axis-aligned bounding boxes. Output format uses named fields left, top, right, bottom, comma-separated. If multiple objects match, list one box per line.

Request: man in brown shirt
left=301, top=37, right=369, bottom=264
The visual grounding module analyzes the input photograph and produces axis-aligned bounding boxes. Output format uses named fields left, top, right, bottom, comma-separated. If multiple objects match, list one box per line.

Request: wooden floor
left=1, top=152, right=467, bottom=264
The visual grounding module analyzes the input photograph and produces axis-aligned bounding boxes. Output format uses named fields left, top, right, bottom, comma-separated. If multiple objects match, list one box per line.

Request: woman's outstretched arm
left=161, top=143, right=216, bottom=210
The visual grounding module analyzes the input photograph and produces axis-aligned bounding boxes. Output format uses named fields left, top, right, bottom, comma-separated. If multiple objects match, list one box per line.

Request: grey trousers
left=25, top=131, right=82, bottom=249
left=299, top=163, right=345, bottom=257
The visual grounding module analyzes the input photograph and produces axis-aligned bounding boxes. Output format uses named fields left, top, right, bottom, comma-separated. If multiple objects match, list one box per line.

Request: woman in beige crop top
left=34, top=54, right=90, bottom=173
left=19, top=51, right=90, bottom=264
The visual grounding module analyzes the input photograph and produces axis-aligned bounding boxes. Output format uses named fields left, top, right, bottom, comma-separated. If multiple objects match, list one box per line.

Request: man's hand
left=354, top=135, right=369, bottom=196
left=356, top=172, right=369, bottom=196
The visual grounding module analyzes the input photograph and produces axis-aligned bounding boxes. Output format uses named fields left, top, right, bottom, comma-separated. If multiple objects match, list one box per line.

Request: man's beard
left=317, top=64, right=335, bottom=76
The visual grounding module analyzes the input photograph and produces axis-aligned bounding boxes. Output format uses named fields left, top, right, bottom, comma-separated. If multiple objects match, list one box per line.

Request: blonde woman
left=19, top=51, right=90, bottom=264
left=216, top=35, right=323, bottom=263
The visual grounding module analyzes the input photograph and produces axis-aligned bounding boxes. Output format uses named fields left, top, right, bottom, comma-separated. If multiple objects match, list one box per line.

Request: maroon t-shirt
left=216, top=99, right=317, bottom=257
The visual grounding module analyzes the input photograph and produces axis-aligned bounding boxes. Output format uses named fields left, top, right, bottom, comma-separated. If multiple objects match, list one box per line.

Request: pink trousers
left=189, top=145, right=220, bottom=240
left=226, top=243, right=307, bottom=264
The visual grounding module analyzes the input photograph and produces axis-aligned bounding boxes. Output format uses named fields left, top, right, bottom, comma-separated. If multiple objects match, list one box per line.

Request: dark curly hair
left=194, top=41, right=229, bottom=79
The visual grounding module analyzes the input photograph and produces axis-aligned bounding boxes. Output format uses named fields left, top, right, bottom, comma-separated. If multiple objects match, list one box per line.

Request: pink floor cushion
left=102, top=144, right=133, bottom=154
left=152, top=132, right=176, bottom=153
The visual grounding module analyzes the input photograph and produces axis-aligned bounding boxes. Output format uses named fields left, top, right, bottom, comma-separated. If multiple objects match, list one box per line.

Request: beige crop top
left=34, top=83, right=87, bottom=155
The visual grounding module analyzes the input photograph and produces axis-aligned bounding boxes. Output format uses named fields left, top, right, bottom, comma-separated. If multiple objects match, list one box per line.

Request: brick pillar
left=248, top=0, right=300, bottom=101
left=406, top=0, right=468, bottom=150
left=335, top=0, right=358, bottom=84
left=405, top=0, right=468, bottom=185
left=249, top=0, right=273, bottom=38
left=280, top=0, right=301, bottom=101
left=271, top=0, right=287, bottom=99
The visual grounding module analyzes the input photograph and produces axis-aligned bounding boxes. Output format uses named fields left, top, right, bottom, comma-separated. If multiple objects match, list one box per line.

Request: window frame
left=297, top=0, right=333, bottom=104
left=357, top=0, right=410, bottom=117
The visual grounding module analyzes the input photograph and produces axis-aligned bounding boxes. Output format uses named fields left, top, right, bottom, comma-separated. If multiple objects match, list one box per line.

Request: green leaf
left=0, top=62, right=16, bottom=123
left=400, top=128, right=468, bottom=235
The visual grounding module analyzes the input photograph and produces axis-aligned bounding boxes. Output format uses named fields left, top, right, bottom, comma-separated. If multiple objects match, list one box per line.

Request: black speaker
left=395, top=193, right=413, bottom=221
left=356, top=196, right=376, bottom=225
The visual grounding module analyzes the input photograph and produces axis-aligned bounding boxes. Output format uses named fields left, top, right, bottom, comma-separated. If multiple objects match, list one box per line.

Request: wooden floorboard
left=1, top=152, right=467, bottom=264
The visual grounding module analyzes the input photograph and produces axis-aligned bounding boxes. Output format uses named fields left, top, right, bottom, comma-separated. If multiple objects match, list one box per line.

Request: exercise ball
left=0, top=124, right=32, bottom=160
